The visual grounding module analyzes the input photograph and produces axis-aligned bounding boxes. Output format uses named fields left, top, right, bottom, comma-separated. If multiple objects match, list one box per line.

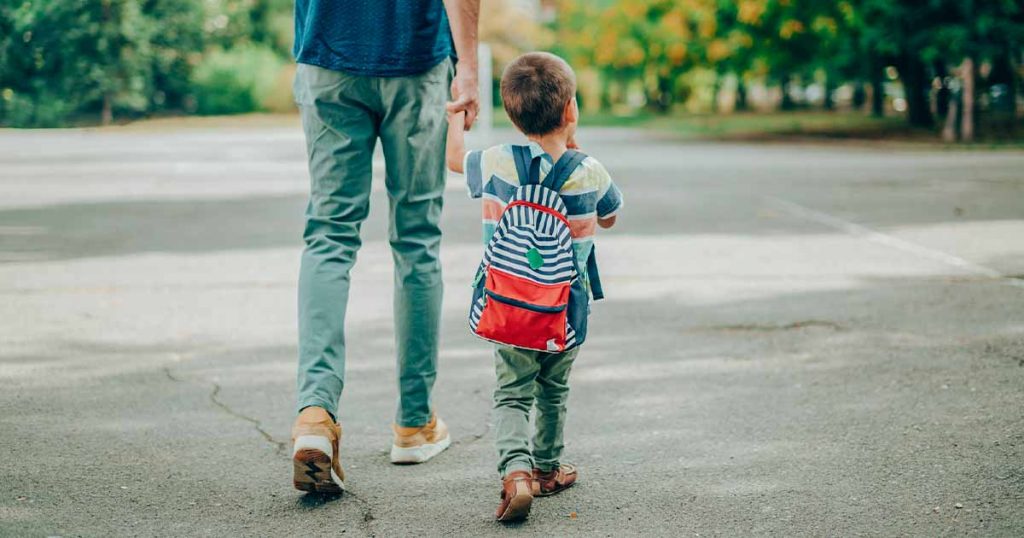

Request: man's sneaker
left=532, top=463, right=577, bottom=496
left=291, top=406, right=345, bottom=493
left=495, top=471, right=534, bottom=522
left=389, top=414, right=451, bottom=464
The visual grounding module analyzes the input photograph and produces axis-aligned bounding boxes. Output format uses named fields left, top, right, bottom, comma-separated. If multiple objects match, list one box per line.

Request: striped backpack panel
left=469, top=146, right=593, bottom=352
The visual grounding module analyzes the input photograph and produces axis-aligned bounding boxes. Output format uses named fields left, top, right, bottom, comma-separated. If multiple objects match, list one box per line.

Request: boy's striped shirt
left=463, top=142, right=623, bottom=284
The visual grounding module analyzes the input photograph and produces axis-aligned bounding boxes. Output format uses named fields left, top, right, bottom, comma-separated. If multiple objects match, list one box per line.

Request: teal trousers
left=493, top=345, right=579, bottom=477
left=293, top=60, right=451, bottom=427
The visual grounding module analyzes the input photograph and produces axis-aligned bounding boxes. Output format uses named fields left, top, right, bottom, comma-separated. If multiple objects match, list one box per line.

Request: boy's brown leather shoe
left=291, top=406, right=345, bottom=493
left=532, top=463, right=577, bottom=497
left=495, top=470, right=534, bottom=521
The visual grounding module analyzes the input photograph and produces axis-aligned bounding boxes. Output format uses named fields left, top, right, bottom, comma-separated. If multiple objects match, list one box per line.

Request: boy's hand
left=448, top=109, right=466, bottom=126
left=567, top=134, right=580, bottom=150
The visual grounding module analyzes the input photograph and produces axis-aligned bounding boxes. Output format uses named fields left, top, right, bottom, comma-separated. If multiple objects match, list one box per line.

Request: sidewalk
left=1, top=127, right=1022, bottom=536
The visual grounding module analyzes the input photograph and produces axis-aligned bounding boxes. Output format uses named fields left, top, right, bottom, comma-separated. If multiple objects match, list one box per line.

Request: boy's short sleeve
left=464, top=149, right=484, bottom=199
left=589, top=159, right=623, bottom=218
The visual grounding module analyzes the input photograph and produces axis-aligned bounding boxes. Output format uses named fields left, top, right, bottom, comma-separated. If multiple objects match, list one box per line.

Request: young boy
left=446, top=52, right=623, bottom=521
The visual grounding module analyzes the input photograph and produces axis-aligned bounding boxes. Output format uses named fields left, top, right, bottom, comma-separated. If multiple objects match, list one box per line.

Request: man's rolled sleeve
left=464, top=149, right=484, bottom=199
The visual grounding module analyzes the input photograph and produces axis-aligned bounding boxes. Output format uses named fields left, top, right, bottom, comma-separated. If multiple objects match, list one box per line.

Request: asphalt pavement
left=1, top=122, right=1022, bottom=537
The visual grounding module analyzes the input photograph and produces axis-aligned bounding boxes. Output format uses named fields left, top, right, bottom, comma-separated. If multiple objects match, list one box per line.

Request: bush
left=0, top=91, right=74, bottom=128
left=0, top=0, right=206, bottom=127
left=191, top=44, right=286, bottom=115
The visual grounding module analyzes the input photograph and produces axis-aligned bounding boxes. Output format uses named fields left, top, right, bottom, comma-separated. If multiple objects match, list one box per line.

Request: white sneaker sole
left=389, top=434, right=451, bottom=464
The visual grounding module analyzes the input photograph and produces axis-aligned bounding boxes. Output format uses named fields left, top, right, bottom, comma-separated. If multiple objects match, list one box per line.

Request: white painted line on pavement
left=765, top=196, right=1024, bottom=289
left=0, top=226, right=44, bottom=236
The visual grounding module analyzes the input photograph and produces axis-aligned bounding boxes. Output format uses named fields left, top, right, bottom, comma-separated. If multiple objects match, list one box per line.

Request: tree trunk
left=599, top=72, right=612, bottom=111
left=852, top=81, right=866, bottom=110
left=780, top=74, right=796, bottom=111
left=961, top=57, right=975, bottom=142
left=823, top=75, right=835, bottom=110
left=1009, top=46, right=1020, bottom=130
left=901, top=55, right=933, bottom=128
left=942, top=92, right=959, bottom=142
left=646, top=75, right=674, bottom=114
left=102, top=93, right=113, bottom=126
left=870, top=67, right=885, bottom=117
left=934, top=61, right=950, bottom=119
left=735, top=78, right=748, bottom=111
left=989, top=45, right=1018, bottom=135
left=711, top=73, right=721, bottom=113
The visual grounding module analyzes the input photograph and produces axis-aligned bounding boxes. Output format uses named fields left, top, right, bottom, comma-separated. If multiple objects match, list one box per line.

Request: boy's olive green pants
left=494, top=345, right=578, bottom=477
left=293, top=60, right=451, bottom=427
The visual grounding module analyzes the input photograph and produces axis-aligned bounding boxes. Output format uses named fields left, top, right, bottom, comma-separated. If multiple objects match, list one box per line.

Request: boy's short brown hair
left=500, top=52, right=576, bottom=136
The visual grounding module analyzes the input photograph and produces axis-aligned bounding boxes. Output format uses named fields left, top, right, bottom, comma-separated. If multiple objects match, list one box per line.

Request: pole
left=477, top=43, right=493, bottom=138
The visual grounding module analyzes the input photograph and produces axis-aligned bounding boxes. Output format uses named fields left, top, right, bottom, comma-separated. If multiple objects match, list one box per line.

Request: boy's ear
left=564, top=97, right=578, bottom=124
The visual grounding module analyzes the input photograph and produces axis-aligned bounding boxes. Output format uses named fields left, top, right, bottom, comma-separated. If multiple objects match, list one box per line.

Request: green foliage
left=555, top=0, right=718, bottom=112
left=191, top=44, right=285, bottom=115
left=0, top=0, right=292, bottom=127
left=0, top=0, right=207, bottom=126
left=1, top=0, right=1021, bottom=131
left=551, top=0, right=1023, bottom=134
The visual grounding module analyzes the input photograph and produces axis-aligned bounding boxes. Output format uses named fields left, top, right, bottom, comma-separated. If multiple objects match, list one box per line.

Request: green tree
left=0, top=0, right=207, bottom=127
left=555, top=0, right=717, bottom=113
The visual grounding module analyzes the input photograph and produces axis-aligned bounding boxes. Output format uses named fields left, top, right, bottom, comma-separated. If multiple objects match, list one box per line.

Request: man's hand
left=448, top=63, right=480, bottom=130
left=443, top=0, right=480, bottom=130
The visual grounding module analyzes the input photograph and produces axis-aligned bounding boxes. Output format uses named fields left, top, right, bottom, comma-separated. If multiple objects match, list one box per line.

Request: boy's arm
left=448, top=111, right=486, bottom=199
left=571, top=139, right=619, bottom=228
left=446, top=111, right=467, bottom=173
left=592, top=159, right=623, bottom=229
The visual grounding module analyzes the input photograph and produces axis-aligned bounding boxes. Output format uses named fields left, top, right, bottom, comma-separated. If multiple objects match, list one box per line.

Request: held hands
left=446, top=109, right=467, bottom=138
left=447, top=61, right=479, bottom=130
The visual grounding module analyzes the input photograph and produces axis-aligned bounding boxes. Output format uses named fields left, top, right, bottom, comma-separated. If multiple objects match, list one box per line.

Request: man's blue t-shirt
left=293, top=0, right=453, bottom=77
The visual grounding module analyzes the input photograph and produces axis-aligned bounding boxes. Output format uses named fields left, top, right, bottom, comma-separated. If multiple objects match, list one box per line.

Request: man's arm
left=446, top=111, right=467, bottom=173
left=443, top=0, right=480, bottom=130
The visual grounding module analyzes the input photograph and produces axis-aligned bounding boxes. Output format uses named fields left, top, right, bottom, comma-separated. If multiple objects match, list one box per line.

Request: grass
left=642, top=111, right=912, bottom=140
left=499, top=107, right=1023, bottom=147
left=494, top=108, right=908, bottom=134
left=67, top=108, right=1022, bottom=149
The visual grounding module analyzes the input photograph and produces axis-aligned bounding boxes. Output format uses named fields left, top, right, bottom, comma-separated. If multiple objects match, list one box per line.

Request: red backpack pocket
left=475, top=267, right=570, bottom=352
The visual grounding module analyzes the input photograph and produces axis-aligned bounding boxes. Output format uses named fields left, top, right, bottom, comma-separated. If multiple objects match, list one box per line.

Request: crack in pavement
left=208, top=383, right=289, bottom=457
left=163, top=364, right=379, bottom=536
left=163, top=366, right=184, bottom=383
left=162, top=366, right=287, bottom=456
left=345, top=491, right=378, bottom=537
left=298, top=490, right=377, bottom=538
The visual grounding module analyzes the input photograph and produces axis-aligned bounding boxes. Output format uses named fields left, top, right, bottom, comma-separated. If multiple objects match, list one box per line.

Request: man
left=289, top=0, right=480, bottom=493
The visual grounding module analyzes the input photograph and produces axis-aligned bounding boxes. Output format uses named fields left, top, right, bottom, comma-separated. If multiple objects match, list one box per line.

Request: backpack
left=468, top=145, right=604, bottom=352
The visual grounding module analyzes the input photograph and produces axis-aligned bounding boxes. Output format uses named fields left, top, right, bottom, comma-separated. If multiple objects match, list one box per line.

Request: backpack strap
left=586, top=245, right=605, bottom=300
left=511, top=145, right=541, bottom=185
left=536, top=149, right=601, bottom=299
left=541, top=149, right=588, bottom=192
